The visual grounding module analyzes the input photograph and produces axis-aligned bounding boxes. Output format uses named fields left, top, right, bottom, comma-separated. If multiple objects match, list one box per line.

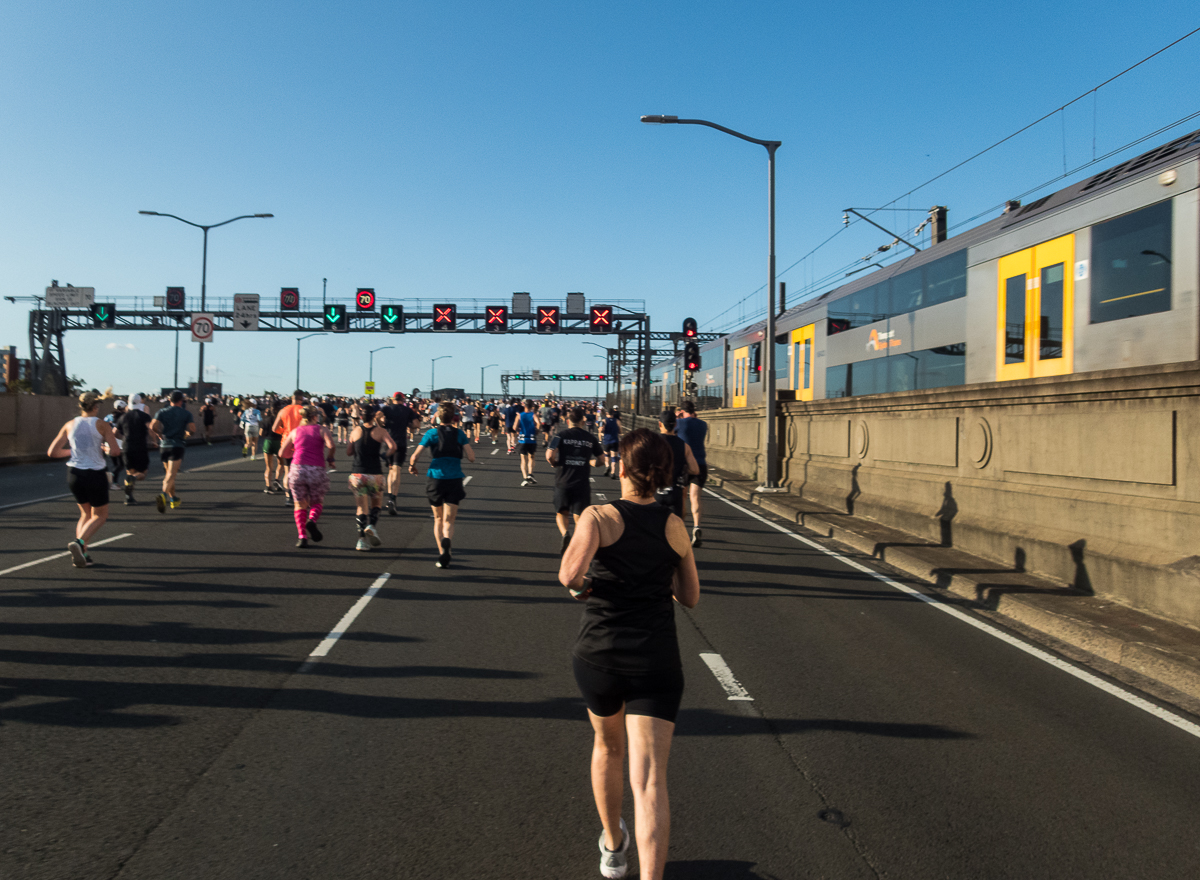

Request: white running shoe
left=364, top=525, right=382, bottom=547
left=598, top=817, right=630, bottom=879
left=355, top=537, right=370, bottom=551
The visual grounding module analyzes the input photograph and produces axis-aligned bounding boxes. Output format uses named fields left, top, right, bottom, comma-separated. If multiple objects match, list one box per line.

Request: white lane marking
left=0, top=533, right=134, bottom=577
left=596, top=493, right=607, bottom=501
left=300, top=572, right=391, bottom=670
left=491, top=448, right=498, bottom=455
left=464, top=475, right=473, bottom=485
left=187, top=457, right=253, bottom=473
left=700, top=652, right=754, bottom=701
left=704, top=488, right=1200, bottom=740
left=589, top=477, right=595, bottom=483
left=0, top=493, right=72, bottom=511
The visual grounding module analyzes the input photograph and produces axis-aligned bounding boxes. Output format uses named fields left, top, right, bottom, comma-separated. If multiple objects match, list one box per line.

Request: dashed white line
left=700, top=652, right=754, bottom=701
left=299, top=572, right=391, bottom=671
left=0, top=533, right=134, bottom=577
left=704, top=488, right=1200, bottom=740
left=464, top=475, right=473, bottom=485
left=491, top=448, right=499, bottom=455
left=0, top=493, right=72, bottom=512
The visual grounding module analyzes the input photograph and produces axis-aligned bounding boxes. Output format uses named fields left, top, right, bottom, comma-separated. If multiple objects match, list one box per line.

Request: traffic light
left=537, top=306, right=560, bottom=333
left=280, top=287, right=300, bottom=311
left=356, top=288, right=376, bottom=311
left=165, top=287, right=185, bottom=310
left=486, top=306, right=508, bottom=332
left=589, top=305, right=613, bottom=333
left=433, top=304, right=456, bottom=331
left=91, top=302, right=116, bottom=328
left=381, top=305, right=404, bottom=332
left=323, top=303, right=347, bottom=332
left=683, top=316, right=698, bottom=338
left=684, top=341, right=700, bottom=372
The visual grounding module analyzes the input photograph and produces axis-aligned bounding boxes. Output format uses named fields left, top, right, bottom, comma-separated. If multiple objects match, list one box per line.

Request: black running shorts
left=601, top=440, right=618, bottom=451
left=67, top=467, right=110, bottom=508
left=688, top=462, right=708, bottom=487
left=517, top=442, right=537, bottom=455
left=383, top=444, right=407, bottom=468
left=160, top=446, right=185, bottom=463
left=125, top=447, right=150, bottom=473
left=572, top=656, right=684, bottom=723
left=426, top=477, right=465, bottom=507
left=553, top=483, right=591, bottom=515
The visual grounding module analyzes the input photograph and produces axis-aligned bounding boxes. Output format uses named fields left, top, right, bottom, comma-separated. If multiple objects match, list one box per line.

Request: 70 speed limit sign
left=190, top=313, right=215, bottom=343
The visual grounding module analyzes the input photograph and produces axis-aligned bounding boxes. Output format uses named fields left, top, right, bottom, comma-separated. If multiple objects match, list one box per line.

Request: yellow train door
left=997, top=233, right=1075, bottom=381
left=790, top=324, right=815, bottom=401
left=732, top=345, right=749, bottom=408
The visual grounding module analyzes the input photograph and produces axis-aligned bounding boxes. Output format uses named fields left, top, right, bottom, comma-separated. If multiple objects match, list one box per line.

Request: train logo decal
left=868, top=329, right=901, bottom=351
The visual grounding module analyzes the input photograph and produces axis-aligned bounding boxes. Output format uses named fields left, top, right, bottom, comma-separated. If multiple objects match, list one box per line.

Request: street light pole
left=481, top=363, right=499, bottom=399
left=431, top=355, right=451, bottom=398
left=369, top=346, right=396, bottom=384
left=138, top=211, right=273, bottom=400
left=296, top=332, right=327, bottom=390
left=640, top=115, right=783, bottom=490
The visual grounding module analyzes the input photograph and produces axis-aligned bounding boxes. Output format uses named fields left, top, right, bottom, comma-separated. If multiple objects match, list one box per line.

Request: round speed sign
left=190, top=314, right=214, bottom=343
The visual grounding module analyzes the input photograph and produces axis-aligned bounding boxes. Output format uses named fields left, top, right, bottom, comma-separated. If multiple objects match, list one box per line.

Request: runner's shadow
left=665, top=861, right=778, bottom=879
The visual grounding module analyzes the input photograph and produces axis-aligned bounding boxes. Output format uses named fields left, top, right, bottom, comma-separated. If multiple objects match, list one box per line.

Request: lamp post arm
left=672, top=118, right=781, bottom=151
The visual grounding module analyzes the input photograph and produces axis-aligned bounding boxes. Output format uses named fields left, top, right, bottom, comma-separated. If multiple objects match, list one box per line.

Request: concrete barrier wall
left=0, top=395, right=240, bottom=464
left=662, top=361, right=1200, bottom=630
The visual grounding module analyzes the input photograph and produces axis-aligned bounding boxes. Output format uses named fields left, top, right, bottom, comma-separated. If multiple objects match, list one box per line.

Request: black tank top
left=429, top=425, right=463, bottom=460
left=352, top=429, right=384, bottom=475
left=573, top=500, right=682, bottom=674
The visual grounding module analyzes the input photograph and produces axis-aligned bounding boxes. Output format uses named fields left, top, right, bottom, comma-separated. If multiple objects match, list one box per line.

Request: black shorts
left=601, top=440, right=619, bottom=452
left=281, top=456, right=293, bottom=466
left=554, top=483, right=592, bottom=515
left=125, top=446, right=150, bottom=473
left=572, top=656, right=684, bottom=723
left=426, top=477, right=465, bottom=507
left=67, top=467, right=110, bottom=508
left=517, top=442, right=537, bottom=455
left=656, top=486, right=684, bottom=517
left=160, top=446, right=185, bottom=463
left=383, top=444, right=408, bottom=467
left=688, top=463, right=708, bottom=487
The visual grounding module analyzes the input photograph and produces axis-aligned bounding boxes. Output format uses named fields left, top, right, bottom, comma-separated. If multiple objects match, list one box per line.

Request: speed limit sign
left=190, top=313, right=215, bottom=343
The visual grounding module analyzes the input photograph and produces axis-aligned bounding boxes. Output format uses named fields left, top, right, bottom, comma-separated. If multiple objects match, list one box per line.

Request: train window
left=890, top=268, right=923, bottom=314
left=1004, top=274, right=1026, bottom=364
left=917, top=344, right=968, bottom=389
left=775, top=340, right=789, bottom=380
left=749, top=343, right=761, bottom=383
left=1040, top=264, right=1064, bottom=360
left=803, top=340, right=812, bottom=390
left=924, top=251, right=968, bottom=307
left=1090, top=200, right=1172, bottom=323
left=832, top=284, right=884, bottom=330
left=826, top=364, right=850, bottom=398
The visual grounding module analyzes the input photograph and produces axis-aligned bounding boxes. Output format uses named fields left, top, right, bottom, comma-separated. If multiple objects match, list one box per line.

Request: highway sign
left=45, top=286, right=95, bottom=308
left=365, top=381, right=376, bottom=395
left=166, top=287, right=186, bottom=310
left=232, top=294, right=260, bottom=331
left=190, top=313, right=215, bottom=343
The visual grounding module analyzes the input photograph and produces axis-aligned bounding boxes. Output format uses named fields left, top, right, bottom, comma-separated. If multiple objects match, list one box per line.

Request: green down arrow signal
left=97, top=309, right=109, bottom=320
left=384, top=309, right=397, bottom=321
left=326, top=309, right=339, bottom=322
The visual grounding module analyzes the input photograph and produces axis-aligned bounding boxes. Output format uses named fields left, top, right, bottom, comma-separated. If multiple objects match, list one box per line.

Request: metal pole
left=174, top=329, right=179, bottom=387
left=764, top=144, right=779, bottom=488
left=296, top=337, right=301, bottom=390
left=322, top=277, right=327, bottom=309
left=197, top=227, right=208, bottom=400
left=370, top=351, right=374, bottom=383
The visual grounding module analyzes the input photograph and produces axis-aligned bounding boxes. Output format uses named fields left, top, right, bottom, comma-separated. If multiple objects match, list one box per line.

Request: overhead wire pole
left=641, top=115, right=784, bottom=489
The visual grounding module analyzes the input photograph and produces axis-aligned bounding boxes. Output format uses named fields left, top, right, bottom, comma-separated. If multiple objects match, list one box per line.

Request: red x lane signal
left=486, top=306, right=508, bottom=332
left=537, top=306, right=560, bottom=333
left=433, top=304, right=457, bottom=331
left=589, top=305, right=613, bottom=333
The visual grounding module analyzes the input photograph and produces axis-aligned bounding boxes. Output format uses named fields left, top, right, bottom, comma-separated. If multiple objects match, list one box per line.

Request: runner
left=516, top=399, right=540, bottom=486
left=103, top=399, right=127, bottom=490
left=601, top=406, right=622, bottom=480
left=271, top=391, right=307, bottom=503
left=655, top=410, right=698, bottom=519
left=240, top=400, right=262, bottom=459
left=503, top=398, right=520, bottom=453
left=409, top=401, right=475, bottom=568
left=486, top=400, right=502, bottom=445
left=200, top=398, right=216, bottom=444
left=558, top=428, right=701, bottom=880
left=539, top=398, right=557, bottom=447
left=335, top=401, right=352, bottom=443
left=546, top=406, right=604, bottom=554
left=118, top=395, right=154, bottom=505
left=149, top=391, right=196, bottom=512
left=380, top=391, right=420, bottom=516
left=46, top=392, right=121, bottom=568
left=675, top=401, right=709, bottom=547
left=278, top=405, right=336, bottom=548
left=346, top=411, right=396, bottom=551
left=259, top=400, right=285, bottom=493
left=461, top=398, right=479, bottom=443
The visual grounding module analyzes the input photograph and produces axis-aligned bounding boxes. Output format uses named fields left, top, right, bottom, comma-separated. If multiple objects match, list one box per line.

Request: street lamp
left=296, top=332, right=326, bottom=390
left=640, top=114, right=783, bottom=491
left=138, top=210, right=273, bottom=399
left=481, top=363, right=499, bottom=399
left=593, top=354, right=607, bottom=402
left=431, top=355, right=451, bottom=398
left=369, top=346, right=395, bottom=384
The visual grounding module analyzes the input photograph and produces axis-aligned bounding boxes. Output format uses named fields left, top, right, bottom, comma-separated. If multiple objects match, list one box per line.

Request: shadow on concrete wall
left=1069, top=539, right=1094, bottom=595
left=845, top=464, right=861, bottom=515
left=936, top=481, right=958, bottom=547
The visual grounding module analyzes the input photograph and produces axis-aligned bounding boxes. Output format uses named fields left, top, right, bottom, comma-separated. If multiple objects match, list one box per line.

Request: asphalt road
left=2, top=439, right=1200, bottom=879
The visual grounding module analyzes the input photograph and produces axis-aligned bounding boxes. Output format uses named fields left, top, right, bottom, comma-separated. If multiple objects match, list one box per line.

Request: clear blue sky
left=3, top=2, right=1197, bottom=398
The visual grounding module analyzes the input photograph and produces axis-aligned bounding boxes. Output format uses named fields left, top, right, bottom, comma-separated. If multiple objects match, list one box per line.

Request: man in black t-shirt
left=117, top=405, right=154, bottom=505
left=546, top=407, right=603, bottom=554
left=380, top=392, right=420, bottom=515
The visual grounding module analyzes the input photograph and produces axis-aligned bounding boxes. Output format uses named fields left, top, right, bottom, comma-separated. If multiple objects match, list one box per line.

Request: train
left=645, top=126, right=1199, bottom=412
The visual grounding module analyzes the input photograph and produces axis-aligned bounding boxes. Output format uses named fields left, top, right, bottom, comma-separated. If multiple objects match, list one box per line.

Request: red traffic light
left=683, top=316, right=698, bottom=338
left=280, top=287, right=300, bottom=311
left=433, top=304, right=457, bottom=331
left=537, top=306, right=560, bottom=333
left=356, top=288, right=376, bottom=311
left=589, top=305, right=613, bottom=333
left=486, top=306, right=508, bottom=332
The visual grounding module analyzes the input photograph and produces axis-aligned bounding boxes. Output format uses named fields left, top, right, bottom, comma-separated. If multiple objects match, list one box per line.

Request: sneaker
left=124, top=497, right=137, bottom=506
left=691, top=528, right=702, bottom=548
left=169, top=496, right=182, bottom=509
left=241, top=447, right=248, bottom=457
left=272, top=479, right=283, bottom=492
left=155, top=493, right=167, bottom=514
left=305, top=519, right=323, bottom=542
left=521, top=478, right=531, bottom=487
left=109, top=481, right=120, bottom=491
left=435, top=551, right=450, bottom=569
left=295, top=538, right=308, bottom=548
left=355, top=537, right=370, bottom=552
left=603, top=467, right=610, bottom=477
left=386, top=501, right=398, bottom=517
left=263, top=487, right=273, bottom=494
left=68, top=540, right=88, bottom=569
left=598, top=818, right=630, bottom=879
left=528, top=476, right=537, bottom=485
left=365, top=525, right=382, bottom=547
left=560, top=532, right=571, bottom=555
left=83, top=553, right=94, bottom=568
left=440, top=537, right=451, bottom=562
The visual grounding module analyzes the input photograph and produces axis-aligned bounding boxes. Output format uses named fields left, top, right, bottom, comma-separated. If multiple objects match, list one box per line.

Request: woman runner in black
left=559, top=428, right=700, bottom=880
left=346, top=411, right=396, bottom=550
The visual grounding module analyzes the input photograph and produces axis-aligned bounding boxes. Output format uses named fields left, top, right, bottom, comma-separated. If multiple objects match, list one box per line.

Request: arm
left=346, top=425, right=362, bottom=458
left=376, top=427, right=397, bottom=455
left=97, top=418, right=119, bottom=451
left=149, top=419, right=164, bottom=443
left=558, top=507, right=602, bottom=598
left=185, top=421, right=196, bottom=437
left=463, top=432, right=475, bottom=464
left=545, top=443, right=558, bottom=467
left=684, top=443, right=700, bottom=475
left=279, top=431, right=295, bottom=460
left=46, top=422, right=72, bottom=459
left=408, top=442, right=425, bottom=474
left=666, top=516, right=700, bottom=608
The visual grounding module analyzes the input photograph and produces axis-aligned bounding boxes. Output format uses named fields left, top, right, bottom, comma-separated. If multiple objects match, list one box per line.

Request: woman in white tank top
left=47, top=392, right=121, bottom=568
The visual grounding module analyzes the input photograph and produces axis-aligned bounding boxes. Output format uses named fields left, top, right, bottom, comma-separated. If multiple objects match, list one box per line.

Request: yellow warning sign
left=365, top=381, right=376, bottom=395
